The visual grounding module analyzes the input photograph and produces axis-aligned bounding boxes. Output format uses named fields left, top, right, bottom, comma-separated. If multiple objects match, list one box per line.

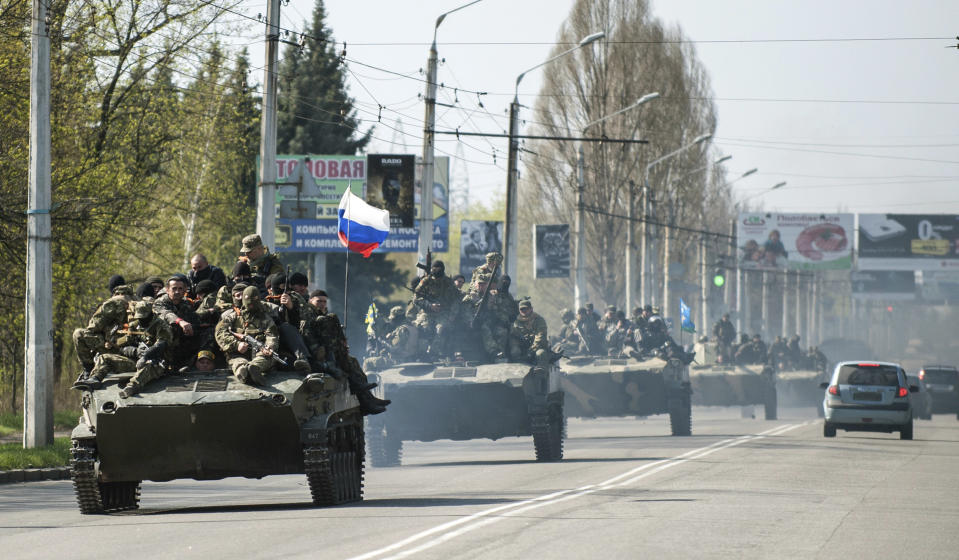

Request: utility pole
left=760, top=270, right=768, bottom=338
left=24, top=0, right=54, bottom=447
left=503, top=100, right=520, bottom=277
left=781, top=270, right=790, bottom=337
left=640, top=185, right=648, bottom=307
left=626, top=181, right=635, bottom=312
left=418, top=30, right=439, bottom=270
left=700, top=235, right=708, bottom=334
left=574, top=145, right=587, bottom=309
left=256, top=0, right=281, bottom=250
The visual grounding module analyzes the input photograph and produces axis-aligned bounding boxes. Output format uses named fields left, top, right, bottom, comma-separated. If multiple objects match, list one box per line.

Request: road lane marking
left=349, top=421, right=812, bottom=560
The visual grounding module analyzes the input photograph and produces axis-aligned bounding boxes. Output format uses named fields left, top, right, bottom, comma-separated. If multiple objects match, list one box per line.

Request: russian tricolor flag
left=337, top=190, right=390, bottom=258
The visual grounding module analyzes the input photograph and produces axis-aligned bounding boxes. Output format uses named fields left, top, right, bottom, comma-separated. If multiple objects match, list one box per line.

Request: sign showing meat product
left=857, top=214, right=959, bottom=270
left=737, top=213, right=853, bottom=270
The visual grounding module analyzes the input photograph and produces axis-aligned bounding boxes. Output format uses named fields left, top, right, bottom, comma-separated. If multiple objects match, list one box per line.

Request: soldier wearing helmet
left=469, top=251, right=503, bottom=290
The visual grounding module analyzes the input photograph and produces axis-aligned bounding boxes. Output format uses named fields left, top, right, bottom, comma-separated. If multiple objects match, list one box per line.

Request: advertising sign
left=857, top=214, right=959, bottom=270
left=851, top=270, right=916, bottom=301
left=460, top=220, right=502, bottom=277
left=272, top=155, right=448, bottom=253
left=533, top=224, right=570, bottom=278
left=366, top=154, right=415, bottom=228
left=737, top=213, right=853, bottom=270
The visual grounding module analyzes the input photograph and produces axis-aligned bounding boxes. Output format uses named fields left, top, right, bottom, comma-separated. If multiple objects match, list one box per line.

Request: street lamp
left=640, top=133, right=712, bottom=312
left=419, top=0, right=483, bottom=272
left=503, top=30, right=606, bottom=278
left=738, top=180, right=787, bottom=206
left=575, top=92, right=659, bottom=311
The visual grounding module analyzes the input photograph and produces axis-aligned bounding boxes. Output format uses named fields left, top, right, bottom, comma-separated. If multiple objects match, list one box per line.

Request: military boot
left=118, top=381, right=141, bottom=399
left=234, top=364, right=252, bottom=385
left=293, top=351, right=311, bottom=373
left=71, top=370, right=102, bottom=391
left=247, top=363, right=266, bottom=385
left=356, top=391, right=390, bottom=415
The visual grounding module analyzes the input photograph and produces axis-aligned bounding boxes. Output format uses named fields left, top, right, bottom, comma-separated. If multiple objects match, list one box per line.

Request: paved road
left=1, top=407, right=957, bottom=559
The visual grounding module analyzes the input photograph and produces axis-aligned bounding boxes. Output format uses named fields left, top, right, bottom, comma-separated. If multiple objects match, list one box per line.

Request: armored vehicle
left=689, top=341, right=778, bottom=420
left=70, top=369, right=363, bottom=514
left=559, top=355, right=692, bottom=436
left=364, top=362, right=564, bottom=467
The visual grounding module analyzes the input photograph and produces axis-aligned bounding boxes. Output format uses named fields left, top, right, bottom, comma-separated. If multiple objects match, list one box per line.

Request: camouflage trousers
left=479, top=322, right=509, bottom=358
left=227, top=354, right=275, bottom=379
left=508, top=338, right=550, bottom=367
left=91, top=353, right=166, bottom=388
left=73, top=327, right=106, bottom=371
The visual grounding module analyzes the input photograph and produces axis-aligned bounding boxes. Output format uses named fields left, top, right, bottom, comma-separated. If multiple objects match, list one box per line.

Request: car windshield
left=838, top=364, right=900, bottom=386
left=922, top=368, right=957, bottom=383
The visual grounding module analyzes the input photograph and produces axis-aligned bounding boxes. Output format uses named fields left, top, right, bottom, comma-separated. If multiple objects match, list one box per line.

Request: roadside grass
left=0, top=437, right=71, bottom=469
left=0, top=410, right=80, bottom=432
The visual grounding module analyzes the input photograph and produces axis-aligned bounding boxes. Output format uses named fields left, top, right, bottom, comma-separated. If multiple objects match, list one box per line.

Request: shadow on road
left=411, top=456, right=665, bottom=468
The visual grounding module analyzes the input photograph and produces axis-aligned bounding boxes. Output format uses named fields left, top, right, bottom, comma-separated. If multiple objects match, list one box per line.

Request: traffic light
left=713, top=268, right=726, bottom=288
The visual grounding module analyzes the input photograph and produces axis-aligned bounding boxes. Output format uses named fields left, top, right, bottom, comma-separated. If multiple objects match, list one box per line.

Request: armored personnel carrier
left=70, top=368, right=363, bottom=514
left=364, top=361, right=564, bottom=467
left=559, top=355, right=692, bottom=436
left=689, top=341, right=778, bottom=420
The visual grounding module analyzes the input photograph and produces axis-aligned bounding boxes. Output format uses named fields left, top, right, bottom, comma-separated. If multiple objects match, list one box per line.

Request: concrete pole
left=626, top=182, right=634, bottom=312
left=760, top=270, right=768, bottom=338
left=743, top=271, right=751, bottom=335
left=256, top=0, right=281, bottom=249
left=726, top=219, right=735, bottom=317
left=809, top=275, right=818, bottom=345
left=640, top=185, right=648, bottom=307
left=663, top=223, right=670, bottom=320
left=574, top=145, right=587, bottom=309
left=311, top=253, right=327, bottom=289
left=24, top=0, right=54, bottom=447
left=795, top=272, right=804, bottom=340
left=700, top=235, right=708, bottom=334
left=503, top=99, right=520, bottom=277
left=781, top=270, right=790, bottom=337
left=418, top=37, right=438, bottom=268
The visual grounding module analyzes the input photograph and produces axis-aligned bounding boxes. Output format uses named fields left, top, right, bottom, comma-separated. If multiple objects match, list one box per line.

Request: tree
left=277, top=0, right=371, bottom=155
left=519, top=0, right=726, bottom=320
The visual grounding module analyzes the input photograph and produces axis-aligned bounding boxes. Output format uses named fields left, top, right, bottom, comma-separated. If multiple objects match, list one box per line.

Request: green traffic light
left=713, top=274, right=725, bottom=287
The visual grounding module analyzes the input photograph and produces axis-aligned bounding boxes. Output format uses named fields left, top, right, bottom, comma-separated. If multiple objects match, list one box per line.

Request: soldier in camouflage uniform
left=215, top=286, right=280, bottom=386
left=263, top=273, right=311, bottom=371
left=154, top=276, right=211, bottom=368
left=462, top=274, right=510, bottom=360
left=470, top=252, right=502, bottom=290
left=508, top=299, right=551, bottom=366
left=72, top=284, right=136, bottom=388
left=117, top=301, right=175, bottom=398
left=238, top=234, right=283, bottom=294
left=411, top=260, right=460, bottom=357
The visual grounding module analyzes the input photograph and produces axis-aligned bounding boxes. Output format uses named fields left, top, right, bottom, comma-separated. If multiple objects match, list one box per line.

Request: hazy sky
left=238, top=0, right=959, bottom=217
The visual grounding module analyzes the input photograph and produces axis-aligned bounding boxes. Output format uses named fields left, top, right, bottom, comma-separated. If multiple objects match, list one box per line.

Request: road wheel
left=71, top=439, right=141, bottom=514
left=823, top=422, right=836, bottom=438
left=367, top=423, right=402, bottom=468
left=900, top=419, right=913, bottom=440
left=307, top=422, right=365, bottom=506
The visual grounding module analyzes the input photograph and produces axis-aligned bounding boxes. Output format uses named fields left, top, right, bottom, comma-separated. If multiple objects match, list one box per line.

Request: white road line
left=348, top=422, right=811, bottom=560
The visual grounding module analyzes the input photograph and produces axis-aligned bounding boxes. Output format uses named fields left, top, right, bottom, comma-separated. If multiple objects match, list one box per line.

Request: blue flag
left=679, top=298, right=695, bottom=333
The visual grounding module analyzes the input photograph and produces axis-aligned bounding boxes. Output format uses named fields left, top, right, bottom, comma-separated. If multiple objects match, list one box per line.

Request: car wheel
left=900, top=419, right=913, bottom=440
left=823, top=422, right=836, bottom=438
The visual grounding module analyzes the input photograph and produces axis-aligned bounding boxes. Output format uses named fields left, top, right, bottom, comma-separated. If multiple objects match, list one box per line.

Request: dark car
left=907, top=374, right=933, bottom=420
left=918, top=365, right=959, bottom=417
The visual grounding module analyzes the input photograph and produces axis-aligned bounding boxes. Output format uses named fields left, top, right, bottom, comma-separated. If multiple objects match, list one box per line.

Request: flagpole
left=343, top=181, right=351, bottom=329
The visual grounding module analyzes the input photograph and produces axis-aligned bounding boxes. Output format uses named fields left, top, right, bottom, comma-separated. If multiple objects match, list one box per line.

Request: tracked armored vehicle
left=364, top=361, right=564, bottom=467
left=70, top=369, right=364, bottom=514
left=689, top=341, right=778, bottom=420
left=558, top=355, right=692, bottom=436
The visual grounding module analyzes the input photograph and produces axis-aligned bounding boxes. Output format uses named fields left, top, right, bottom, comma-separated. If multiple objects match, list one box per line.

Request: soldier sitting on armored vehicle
left=712, top=313, right=736, bottom=364
left=597, top=305, right=618, bottom=334
left=72, top=282, right=136, bottom=388
left=785, top=335, right=803, bottom=370
left=263, top=273, right=312, bottom=372
left=606, top=317, right=636, bottom=358
left=470, top=252, right=503, bottom=290
left=805, top=346, right=828, bottom=374
left=215, top=286, right=280, bottom=386
left=462, top=273, right=511, bottom=360
left=154, top=276, right=213, bottom=368
left=569, top=306, right=604, bottom=355
left=238, top=234, right=283, bottom=294
left=735, top=334, right=768, bottom=365
left=116, top=301, right=174, bottom=398
left=411, top=260, right=460, bottom=358
left=508, top=299, right=553, bottom=367
left=554, top=308, right=579, bottom=354
left=767, top=335, right=790, bottom=369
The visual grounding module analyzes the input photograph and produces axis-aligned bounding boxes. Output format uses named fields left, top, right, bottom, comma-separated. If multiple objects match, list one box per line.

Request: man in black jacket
left=188, top=253, right=227, bottom=295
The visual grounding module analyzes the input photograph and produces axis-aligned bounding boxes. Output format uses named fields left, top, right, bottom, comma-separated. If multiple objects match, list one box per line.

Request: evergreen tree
left=277, top=0, right=371, bottom=155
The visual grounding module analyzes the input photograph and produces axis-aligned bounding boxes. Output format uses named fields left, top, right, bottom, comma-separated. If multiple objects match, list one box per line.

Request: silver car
left=821, top=361, right=916, bottom=440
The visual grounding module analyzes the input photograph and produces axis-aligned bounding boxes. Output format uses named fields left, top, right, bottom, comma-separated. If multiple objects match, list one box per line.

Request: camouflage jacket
left=214, top=285, right=234, bottom=312
left=511, top=312, right=548, bottom=351
left=243, top=252, right=283, bottom=278
left=153, top=294, right=201, bottom=328
left=413, top=274, right=460, bottom=315
left=469, top=263, right=500, bottom=288
left=264, top=290, right=307, bottom=326
left=86, top=293, right=133, bottom=335
left=215, top=307, right=279, bottom=358
left=195, top=293, right=221, bottom=326
left=463, top=289, right=512, bottom=327
left=117, top=315, right=173, bottom=348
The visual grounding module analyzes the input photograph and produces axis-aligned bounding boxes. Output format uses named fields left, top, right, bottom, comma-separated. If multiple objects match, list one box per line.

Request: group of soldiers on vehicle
left=554, top=302, right=695, bottom=364
left=365, top=252, right=558, bottom=369
left=71, top=234, right=389, bottom=414
left=711, top=313, right=828, bottom=373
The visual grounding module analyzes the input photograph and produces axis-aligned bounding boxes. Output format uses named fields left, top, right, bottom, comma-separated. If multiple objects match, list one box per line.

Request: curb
left=0, top=467, right=72, bottom=485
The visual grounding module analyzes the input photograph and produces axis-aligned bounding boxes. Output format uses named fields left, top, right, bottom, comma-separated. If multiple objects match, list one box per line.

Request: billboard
left=857, top=214, right=959, bottom=270
left=851, top=270, right=916, bottom=301
left=366, top=154, right=415, bottom=228
left=460, top=220, right=502, bottom=277
left=533, top=224, right=570, bottom=278
left=271, top=155, right=448, bottom=253
left=737, top=213, right=853, bottom=270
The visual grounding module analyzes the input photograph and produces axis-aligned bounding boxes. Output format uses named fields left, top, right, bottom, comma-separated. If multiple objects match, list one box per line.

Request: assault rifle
left=415, top=248, right=433, bottom=274
left=575, top=322, right=593, bottom=355
left=230, top=330, right=290, bottom=367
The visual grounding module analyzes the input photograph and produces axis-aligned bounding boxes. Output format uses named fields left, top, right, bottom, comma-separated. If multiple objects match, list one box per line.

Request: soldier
left=597, top=305, right=618, bottom=333
left=239, top=234, right=283, bottom=292
left=411, top=260, right=460, bottom=357
left=309, top=289, right=329, bottom=315
left=584, top=303, right=601, bottom=325
left=194, top=349, right=217, bottom=372
left=712, top=313, right=736, bottom=363
left=806, top=345, right=828, bottom=374
left=462, top=274, right=508, bottom=360
left=735, top=334, right=767, bottom=365
left=786, top=334, right=802, bottom=369
left=154, top=276, right=210, bottom=368
left=572, top=306, right=604, bottom=355
left=606, top=317, right=633, bottom=358
left=555, top=308, right=577, bottom=350
left=188, top=253, right=227, bottom=295
left=72, top=283, right=136, bottom=388
left=508, top=299, right=551, bottom=366
left=117, top=301, right=175, bottom=398
left=215, top=286, right=280, bottom=385
left=470, top=251, right=502, bottom=289
left=767, top=336, right=789, bottom=369
left=230, top=260, right=253, bottom=287
left=452, top=274, right=466, bottom=291
left=264, top=273, right=311, bottom=371
left=289, top=272, right=310, bottom=298
left=193, top=279, right=221, bottom=326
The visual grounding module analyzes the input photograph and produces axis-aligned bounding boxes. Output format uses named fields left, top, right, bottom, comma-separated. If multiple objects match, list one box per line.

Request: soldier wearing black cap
left=117, top=301, right=174, bottom=398
left=188, top=253, right=227, bottom=295
left=411, top=260, right=460, bottom=357
left=263, top=273, right=311, bottom=372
